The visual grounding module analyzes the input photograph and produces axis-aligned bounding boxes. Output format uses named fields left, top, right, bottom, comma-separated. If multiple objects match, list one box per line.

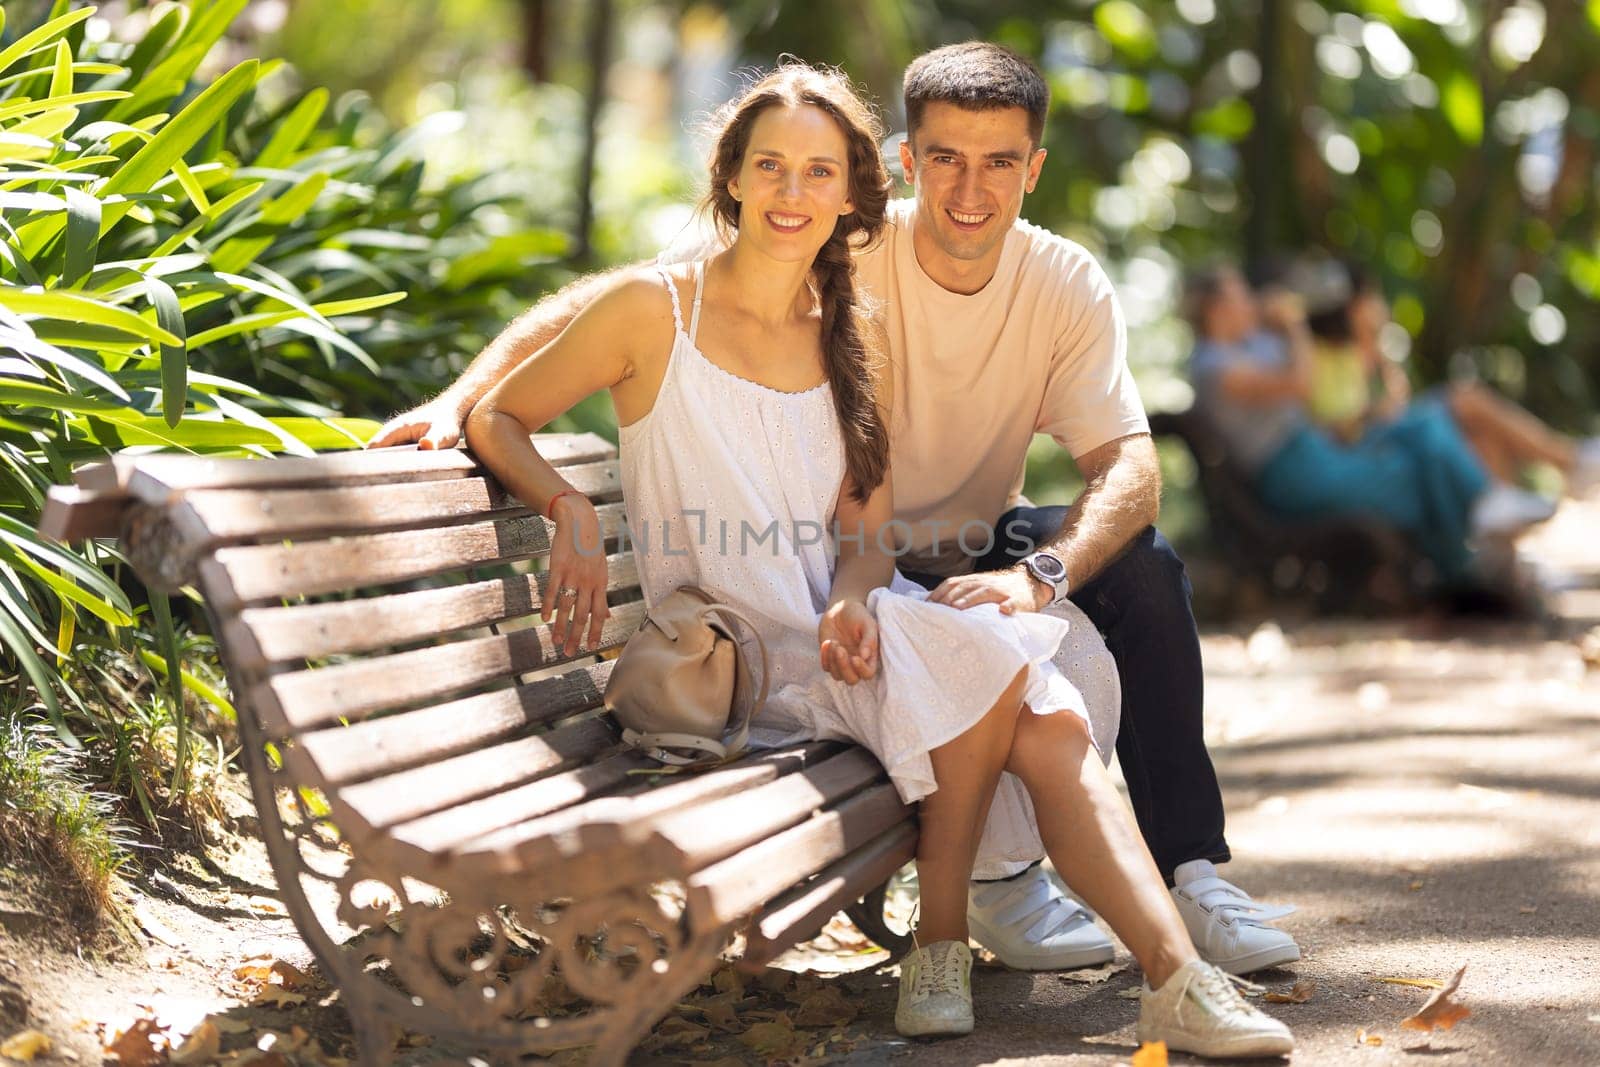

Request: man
left=371, top=42, right=1299, bottom=977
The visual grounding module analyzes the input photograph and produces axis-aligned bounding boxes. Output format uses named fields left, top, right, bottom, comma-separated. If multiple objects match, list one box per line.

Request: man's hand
left=819, top=599, right=880, bottom=685
left=928, top=567, right=1048, bottom=615
left=367, top=394, right=473, bottom=450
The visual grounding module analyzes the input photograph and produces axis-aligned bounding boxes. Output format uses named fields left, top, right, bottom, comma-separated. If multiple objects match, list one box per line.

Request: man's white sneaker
left=1138, top=958, right=1294, bottom=1058
left=895, top=940, right=974, bottom=1038
left=967, top=866, right=1115, bottom=971
left=1471, top=483, right=1557, bottom=539
left=1170, top=860, right=1300, bottom=975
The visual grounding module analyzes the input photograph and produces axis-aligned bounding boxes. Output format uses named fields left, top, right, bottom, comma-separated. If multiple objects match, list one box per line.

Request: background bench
left=41, top=434, right=916, bottom=1066
left=1150, top=407, right=1429, bottom=614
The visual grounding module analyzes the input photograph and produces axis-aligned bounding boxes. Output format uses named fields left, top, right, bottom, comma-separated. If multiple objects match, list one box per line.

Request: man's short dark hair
left=902, top=42, right=1049, bottom=146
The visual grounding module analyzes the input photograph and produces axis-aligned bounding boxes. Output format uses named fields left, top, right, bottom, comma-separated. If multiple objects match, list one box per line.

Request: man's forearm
left=1035, top=434, right=1162, bottom=589
left=443, top=264, right=634, bottom=409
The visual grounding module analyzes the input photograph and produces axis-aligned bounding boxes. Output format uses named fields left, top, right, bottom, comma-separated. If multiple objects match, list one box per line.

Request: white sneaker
left=1138, top=958, right=1295, bottom=1058
left=967, top=867, right=1115, bottom=970
left=895, top=940, right=974, bottom=1038
left=1568, top=437, right=1600, bottom=498
left=1170, top=860, right=1300, bottom=975
left=1471, top=483, right=1557, bottom=539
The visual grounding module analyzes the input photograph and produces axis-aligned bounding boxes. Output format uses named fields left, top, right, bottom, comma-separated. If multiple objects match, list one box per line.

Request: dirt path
left=4, top=502, right=1598, bottom=1066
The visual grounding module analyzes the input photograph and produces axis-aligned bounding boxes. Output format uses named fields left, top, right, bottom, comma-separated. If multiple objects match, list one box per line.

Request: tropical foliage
left=0, top=0, right=571, bottom=817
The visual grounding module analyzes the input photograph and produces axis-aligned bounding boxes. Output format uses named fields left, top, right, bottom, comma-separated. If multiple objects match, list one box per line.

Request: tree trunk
left=518, top=0, right=551, bottom=83
left=1244, top=0, right=1284, bottom=281
left=573, top=0, right=614, bottom=263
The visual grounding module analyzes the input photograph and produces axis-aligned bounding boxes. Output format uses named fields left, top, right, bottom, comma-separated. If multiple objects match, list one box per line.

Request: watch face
left=1031, top=553, right=1066, bottom=581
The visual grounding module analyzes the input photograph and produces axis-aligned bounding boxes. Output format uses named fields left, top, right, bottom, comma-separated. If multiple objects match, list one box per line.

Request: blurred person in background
left=1185, top=263, right=1549, bottom=591
left=1298, top=259, right=1600, bottom=503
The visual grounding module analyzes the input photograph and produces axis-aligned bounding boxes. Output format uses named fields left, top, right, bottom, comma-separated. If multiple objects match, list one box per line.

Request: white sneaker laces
left=1186, top=877, right=1295, bottom=927
left=906, top=944, right=966, bottom=998
left=1190, top=964, right=1266, bottom=1018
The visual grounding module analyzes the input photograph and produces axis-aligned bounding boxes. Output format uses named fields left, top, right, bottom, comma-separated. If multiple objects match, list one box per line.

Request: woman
left=468, top=64, right=1291, bottom=1057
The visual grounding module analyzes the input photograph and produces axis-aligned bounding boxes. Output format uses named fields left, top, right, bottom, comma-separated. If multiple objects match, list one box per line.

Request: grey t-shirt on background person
left=1188, top=331, right=1306, bottom=476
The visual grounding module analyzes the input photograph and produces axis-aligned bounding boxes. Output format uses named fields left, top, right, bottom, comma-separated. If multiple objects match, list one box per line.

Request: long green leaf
left=0, top=289, right=181, bottom=346
left=0, top=92, right=132, bottom=123
left=149, top=592, right=187, bottom=792
left=137, top=648, right=235, bottom=721
left=98, top=60, right=260, bottom=220
left=0, top=321, right=129, bottom=400
left=62, top=186, right=100, bottom=288
left=144, top=274, right=187, bottom=427
left=0, top=380, right=128, bottom=414
left=0, top=6, right=96, bottom=80
left=255, top=89, right=329, bottom=169
left=0, top=593, right=73, bottom=746
left=49, top=39, right=72, bottom=96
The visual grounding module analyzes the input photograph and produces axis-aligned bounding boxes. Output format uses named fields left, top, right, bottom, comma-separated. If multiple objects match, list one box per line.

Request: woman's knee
left=1007, top=708, right=1093, bottom=779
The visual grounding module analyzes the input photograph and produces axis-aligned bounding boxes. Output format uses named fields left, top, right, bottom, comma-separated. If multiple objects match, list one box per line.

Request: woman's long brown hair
left=704, top=63, right=892, bottom=504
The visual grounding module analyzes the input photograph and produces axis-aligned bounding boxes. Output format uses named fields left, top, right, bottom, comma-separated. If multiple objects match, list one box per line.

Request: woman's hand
left=818, top=599, right=879, bottom=685
left=544, top=495, right=610, bottom=656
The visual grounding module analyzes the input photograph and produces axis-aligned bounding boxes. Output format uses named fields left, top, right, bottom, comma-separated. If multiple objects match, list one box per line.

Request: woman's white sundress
left=617, top=261, right=1093, bottom=874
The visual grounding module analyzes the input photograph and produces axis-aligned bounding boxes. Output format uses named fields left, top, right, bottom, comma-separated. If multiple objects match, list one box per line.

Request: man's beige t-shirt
left=858, top=199, right=1148, bottom=576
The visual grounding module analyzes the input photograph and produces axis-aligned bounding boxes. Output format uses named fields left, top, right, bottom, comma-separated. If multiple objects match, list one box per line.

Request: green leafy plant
left=0, top=1, right=571, bottom=816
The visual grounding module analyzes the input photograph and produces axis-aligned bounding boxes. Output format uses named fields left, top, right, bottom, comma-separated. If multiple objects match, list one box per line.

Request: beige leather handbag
left=603, top=586, right=769, bottom=767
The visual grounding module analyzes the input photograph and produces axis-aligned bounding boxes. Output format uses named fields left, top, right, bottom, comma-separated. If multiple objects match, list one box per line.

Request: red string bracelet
left=545, top=489, right=585, bottom=520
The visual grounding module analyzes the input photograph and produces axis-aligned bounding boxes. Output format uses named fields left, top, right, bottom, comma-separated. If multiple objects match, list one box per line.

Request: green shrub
left=0, top=1, right=571, bottom=811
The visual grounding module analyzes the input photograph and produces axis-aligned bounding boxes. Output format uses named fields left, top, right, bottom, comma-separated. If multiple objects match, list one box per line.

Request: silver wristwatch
left=1022, top=550, right=1071, bottom=605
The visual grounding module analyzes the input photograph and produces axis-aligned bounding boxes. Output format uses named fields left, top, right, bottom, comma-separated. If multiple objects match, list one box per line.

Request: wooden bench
left=41, top=433, right=917, bottom=1066
left=1149, top=407, right=1428, bottom=613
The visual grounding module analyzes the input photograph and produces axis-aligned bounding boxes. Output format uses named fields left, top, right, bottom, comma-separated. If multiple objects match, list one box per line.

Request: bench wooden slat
left=256, top=601, right=645, bottom=731
left=72, top=433, right=614, bottom=494
left=687, top=784, right=911, bottom=929
left=37, top=486, right=132, bottom=542
left=200, top=504, right=630, bottom=605
left=393, top=752, right=655, bottom=855
left=662, top=749, right=889, bottom=870
left=464, top=742, right=843, bottom=857
left=235, top=555, right=639, bottom=663
left=339, top=716, right=619, bottom=830
left=295, top=662, right=614, bottom=783
left=739, top=823, right=918, bottom=965
left=182, top=462, right=620, bottom=542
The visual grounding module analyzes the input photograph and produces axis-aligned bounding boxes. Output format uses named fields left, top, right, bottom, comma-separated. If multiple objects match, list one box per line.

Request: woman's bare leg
left=1005, top=710, right=1197, bottom=989
left=914, top=667, right=1029, bottom=945
left=1449, top=383, right=1576, bottom=476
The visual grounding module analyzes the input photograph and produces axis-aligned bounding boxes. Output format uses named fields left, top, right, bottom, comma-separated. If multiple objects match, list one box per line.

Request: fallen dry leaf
left=1378, top=977, right=1445, bottom=990
left=1407, top=880, right=1425, bottom=892
left=792, top=986, right=857, bottom=1028
left=737, top=1019, right=806, bottom=1061
left=1131, top=1040, right=1169, bottom=1066
left=647, top=1017, right=710, bottom=1050
left=106, top=1018, right=168, bottom=1067
left=1265, top=979, right=1317, bottom=1004
left=1355, top=1028, right=1384, bottom=1046
left=1400, top=964, right=1471, bottom=1032
left=1519, top=905, right=1538, bottom=915
left=1, top=1030, right=54, bottom=1061
left=249, top=986, right=307, bottom=1009
left=1116, top=987, right=1144, bottom=1000
left=1058, top=960, right=1127, bottom=984
left=170, top=1020, right=220, bottom=1065
left=698, top=996, right=744, bottom=1034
